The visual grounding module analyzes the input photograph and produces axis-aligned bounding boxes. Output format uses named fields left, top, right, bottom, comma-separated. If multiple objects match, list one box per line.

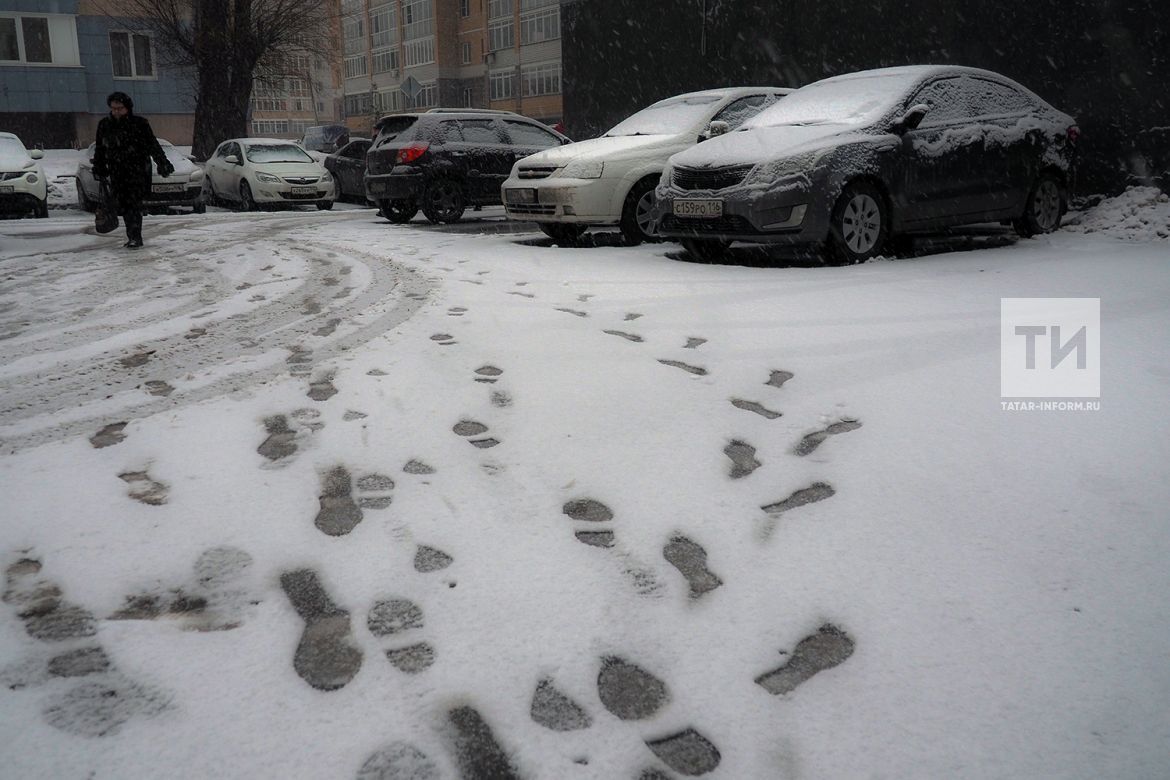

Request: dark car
left=364, top=108, right=571, bottom=224
left=323, top=138, right=372, bottom=202
left=299, top=124, right=351, bottom=154
left=654, top=65, right=1079, bottom=263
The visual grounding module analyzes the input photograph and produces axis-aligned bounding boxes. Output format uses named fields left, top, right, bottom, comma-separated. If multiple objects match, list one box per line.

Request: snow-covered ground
left=1, top=173, right=1168, bottom=779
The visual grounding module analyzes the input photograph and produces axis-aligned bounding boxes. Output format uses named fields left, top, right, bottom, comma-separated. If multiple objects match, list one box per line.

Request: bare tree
left=96, top=0, right=338, bottom=159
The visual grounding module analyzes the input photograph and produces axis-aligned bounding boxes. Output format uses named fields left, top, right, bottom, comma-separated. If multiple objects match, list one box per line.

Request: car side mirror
left=29, top=149, right=44, bottom=160
left=706, top=120, right=731, bottom=139
left=225, top=154, right=241, bottom=165
left=893, top=104, right=929, bottom=133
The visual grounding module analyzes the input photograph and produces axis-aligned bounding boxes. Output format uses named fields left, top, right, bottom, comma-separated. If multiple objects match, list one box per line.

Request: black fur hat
left=107, top=91, right=134, bottom=110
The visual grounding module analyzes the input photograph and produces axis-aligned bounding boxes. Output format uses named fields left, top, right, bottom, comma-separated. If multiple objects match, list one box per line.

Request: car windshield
left=158, top=141, right=188, bottom=166
left=605, top=95, right=721, bottom=137
left=743, top=72, right=921, bottom=129
left=0, top=136, right=27, bottom=156
left=245, top=144, right=314, bottom=163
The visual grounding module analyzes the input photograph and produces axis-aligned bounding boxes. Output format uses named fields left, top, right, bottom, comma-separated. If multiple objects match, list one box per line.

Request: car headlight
left=561, top=159, right=604, bottom=179
left=320, top=171, right=333, bottom=183
left=188, top=168, right=204, bottom=182
left=256, top=172, right=281, bottom=184
left=746, top=151, right=820, bottom=186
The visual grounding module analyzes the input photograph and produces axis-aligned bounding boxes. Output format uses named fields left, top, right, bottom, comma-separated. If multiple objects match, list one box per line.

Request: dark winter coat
left=92, top=113, right=172, bottom=210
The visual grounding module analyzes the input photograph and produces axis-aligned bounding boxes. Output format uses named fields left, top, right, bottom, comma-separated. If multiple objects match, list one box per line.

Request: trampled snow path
left=0, top=211, right=431, bottom=451
left=1, top=206, right=1168, bottom=779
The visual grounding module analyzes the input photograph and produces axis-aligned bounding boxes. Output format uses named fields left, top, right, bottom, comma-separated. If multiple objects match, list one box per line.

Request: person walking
left=92, top=91, right=174, bottom=249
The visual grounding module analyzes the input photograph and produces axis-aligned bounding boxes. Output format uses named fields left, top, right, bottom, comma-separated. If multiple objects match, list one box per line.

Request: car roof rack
left=425, top=107, right=522, bottom=116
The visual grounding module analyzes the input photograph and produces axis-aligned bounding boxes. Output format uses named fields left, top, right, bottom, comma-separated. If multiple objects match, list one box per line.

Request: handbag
left=95, top=179, right=119, bottom=234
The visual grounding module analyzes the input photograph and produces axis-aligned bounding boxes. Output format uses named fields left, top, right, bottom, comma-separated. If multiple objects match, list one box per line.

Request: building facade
left=341, top=0, right=563, bottom=138
left=1, top=0, right=195, bottom=148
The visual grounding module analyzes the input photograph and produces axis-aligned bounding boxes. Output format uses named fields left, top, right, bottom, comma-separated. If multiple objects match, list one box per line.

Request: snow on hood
left=520, top=134, right=682, bottom=167
left=671, top=123, right=875, bottom=169
left=250, top=160, right=328, bottom=177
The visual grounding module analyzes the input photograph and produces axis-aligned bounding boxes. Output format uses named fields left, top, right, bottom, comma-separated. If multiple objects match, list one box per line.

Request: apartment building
left=248, top=51, right=344, bottom=141
left=1, top=0, right=195, bottom=148
left=341, top=0, right=563, bottom=138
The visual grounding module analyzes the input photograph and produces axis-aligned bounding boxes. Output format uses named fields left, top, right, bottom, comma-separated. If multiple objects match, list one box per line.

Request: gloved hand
left=158, top=160, right=174, bottom=178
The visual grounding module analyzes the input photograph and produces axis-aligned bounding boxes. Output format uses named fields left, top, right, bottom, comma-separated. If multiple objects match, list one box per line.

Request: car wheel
left=77, top=184, right=95, bottom=213
left=619, top=177, right=660, bottom=246
left=826, top=181, right=889, bottom=265
left=1013, top=173, right=1063, bottom=237
left=316, top=200, right=334, bottom=211
left=421, top=178, right=466, bottom=223
left=381, top=199, right=418, bottom=223
left=193, top=199, right=206, bottom=214
left=539, top=223, right=587, bottom=245
left=34, top=199, right=49, bottom=219
left=681, top=238, right=731, bottom=262
left=239, top=180, right=257, bottom=212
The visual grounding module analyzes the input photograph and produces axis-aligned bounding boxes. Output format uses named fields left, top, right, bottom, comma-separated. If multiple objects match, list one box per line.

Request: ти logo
left=1001, top=298, right=1100, bottom=398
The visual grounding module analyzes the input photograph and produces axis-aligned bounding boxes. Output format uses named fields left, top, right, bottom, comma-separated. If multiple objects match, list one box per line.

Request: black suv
left=365, top=109, right=571, bottom=224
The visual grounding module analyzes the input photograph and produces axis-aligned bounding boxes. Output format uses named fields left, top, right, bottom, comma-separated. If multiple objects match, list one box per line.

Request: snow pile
left=1064, top=186, right=1170, bottom=241
left=41, top=150, right=85, bottom=210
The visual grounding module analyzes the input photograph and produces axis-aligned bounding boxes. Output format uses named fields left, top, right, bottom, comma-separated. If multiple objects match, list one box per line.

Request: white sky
left=1, top=156, right=1168, bottom=778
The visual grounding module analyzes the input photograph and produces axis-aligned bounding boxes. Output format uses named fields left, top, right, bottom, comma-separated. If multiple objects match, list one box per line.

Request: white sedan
left=0, top=131, right=48, bottom=219
left=76, top=138, right=205, bottom=213
left=501, top=87, right=791, bottom=245
left=204, top=138, right=336, bottom=211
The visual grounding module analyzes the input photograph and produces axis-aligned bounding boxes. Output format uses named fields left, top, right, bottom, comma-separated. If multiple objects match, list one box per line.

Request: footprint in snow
left=794, top=419, right=862, bottom=456
left=604, top=329, right=643, bottom=342
left=724, top=439, right=761, bottom=479
left=280, top=568, right=363, bottom=691
left=730, top=398, right=782, bottom=419
left=453, top=419, right=500, bottom=449
left=430, top=333, right=456, bottom=345
left=367, top=598, right=435, bottom=674
left=308, top=373, right=338, bottom=401
left=119, top=470, right=169, bottom=505
left=755, top=624, right=855, bottom=695
left=314, top=465, right=363, bottom=536
left=90, top=422, right=127, bottom=448
left=562, top=499, right=663, bottom=596
left=658, top=359, right=707, bottom=376
left=767, top=369, right=795, bottom=388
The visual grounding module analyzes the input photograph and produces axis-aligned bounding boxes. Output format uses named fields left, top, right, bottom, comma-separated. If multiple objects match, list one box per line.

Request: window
left=521, top=61, right=559, bottom=97
left=712, top=94, right=779, bottom=129
left=489, top=69, right=514, bottom=101
left=1, top=14, right=79, bottom=66
left=461, top=120, right=499, bottom=144
left=488, top=19, right=514, bottom=51
left=911, top=77, right=974, bottom=126
left=110, top=31, right=154, bottom=78
left=403, top=37, right=434, bottom=67
left=289, top=120, right=311, bottom=135
left=343, top=17, right=364, bottom=56
left=460, top=0, right=471, bottom=16
left=461, top=41, right=471, bottom=65
left=489, top=0, right=512, bottom=18
left=373, top=47, right=399, bottom=74
left=345, top=93, right=374, bottom=117
left=411, top=81, right=438, bottom=109
left=462, top=87, right=474, bottom=107
left=344, top=55, right=367, bottom=79
left=969, top=78, right=1034, bottom=118
left=251, top=97, right=287, bottom=112
left=375, top=88, right=403, bottom=114
left=403, top=0, right=433, bottom=40
left=503, top=120, right=560, bottom=148
left=371, top=6, right=396, bottom=48
left=519, top=5, right=559, bottom=45
left=252, top=120, right=290, bottom=135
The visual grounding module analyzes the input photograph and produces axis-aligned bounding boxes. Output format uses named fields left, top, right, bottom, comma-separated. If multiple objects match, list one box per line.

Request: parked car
left=76, top=138, right=205, bottom=214
left=323, top=138, right=372, bottom=202
left=203, top=138, right=336, bottom=211
left=300, top=124, right=352, bottom=155
left=654, top=65, right=1079, bottom=263
left=502, top=87, right=792, bottom=245
left=365, top=108, right=571, bottom=224
left=0, top=132, right=48, bottom=218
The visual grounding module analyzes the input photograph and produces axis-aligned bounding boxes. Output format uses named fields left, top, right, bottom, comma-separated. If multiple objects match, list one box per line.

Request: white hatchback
left=0, top=132, right=48, bottom=218
left=502, top=87, right=791, bottom=244
left=204, top=138, right=336, bottom=211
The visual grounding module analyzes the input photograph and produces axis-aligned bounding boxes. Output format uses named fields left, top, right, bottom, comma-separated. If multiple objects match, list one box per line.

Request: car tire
left=316, top=200, right=334, bottom=211
left=539, top=223, right=587, bottom=245
left=826, top=181, right=889, bottom=265
left=381, top=199, right=418, bottom=223
left=681, top=238, right=731, bottom=262
left=1013, top=172, right=1064, bottom=237
left=78, top=185, right=95, bottom=213
left=34, top=199, right=49, bottom=219
left=239, top=180, right=257, bottom=212
left=421, top=178, right=466, bottom=224
left=193, top=200, right=206, bottom=214
left=619, top=177, right=660, bottom=246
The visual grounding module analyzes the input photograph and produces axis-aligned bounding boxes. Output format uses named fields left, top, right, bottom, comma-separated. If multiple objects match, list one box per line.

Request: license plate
left=152, top=183, right=183, bottom=193
left=368, top=181, right=385, bottom=194
left=505, top=188, right=537, bottom=204
left=0, top=186, right=13, bottom=194
left=291, top=186, right=316, bottom=195
left=673, top=199, right=723, bottom=218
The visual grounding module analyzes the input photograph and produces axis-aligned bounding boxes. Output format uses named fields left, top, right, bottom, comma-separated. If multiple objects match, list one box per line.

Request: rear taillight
left=1066, top=125, right=1080, bottom=147
left=396, top=143, right=429, bottom=164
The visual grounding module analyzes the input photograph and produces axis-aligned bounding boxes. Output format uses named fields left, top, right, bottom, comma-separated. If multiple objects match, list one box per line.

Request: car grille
left=660, top=214, right=757, bottom=234
left=518, top=167, right=557, bottom=180
left=283, top=176, right=320, bottom=185
left=506, top=204, right=556, bottom=215
left=1, top=172, right=26, bottom=181
left=672, top=165, right=753, bottom=191
left=147, top=189, right=198, bottom=203
left=280, top=191, right=323, bottom=200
